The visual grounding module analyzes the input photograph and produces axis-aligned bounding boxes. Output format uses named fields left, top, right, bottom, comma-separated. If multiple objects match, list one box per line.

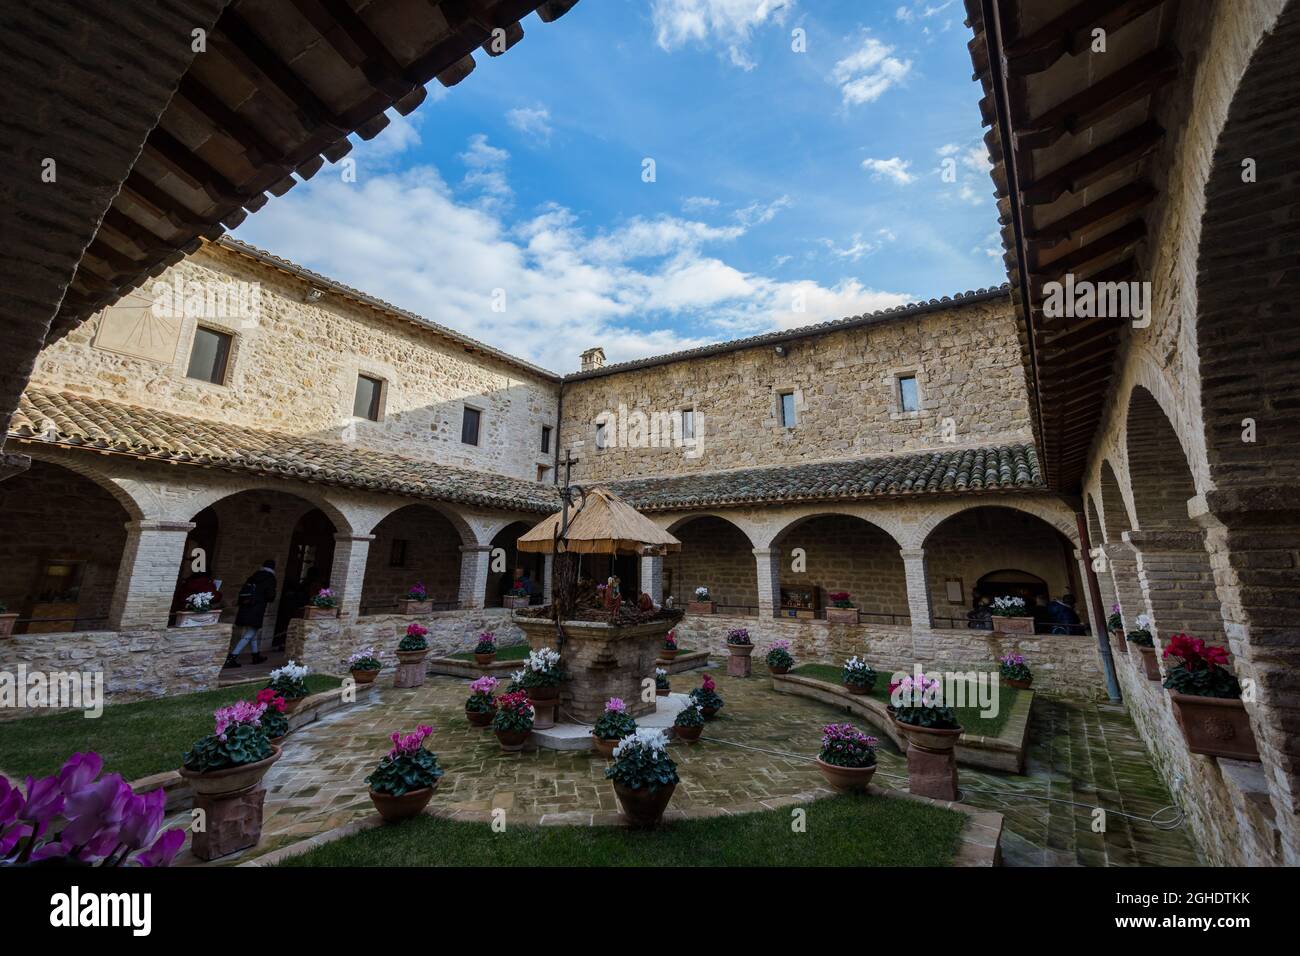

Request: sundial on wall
left=92, top=288, right=182, bottom=364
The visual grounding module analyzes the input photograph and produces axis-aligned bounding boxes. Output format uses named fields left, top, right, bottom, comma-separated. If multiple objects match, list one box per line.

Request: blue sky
left=235, top=0, right=1005, bottom=372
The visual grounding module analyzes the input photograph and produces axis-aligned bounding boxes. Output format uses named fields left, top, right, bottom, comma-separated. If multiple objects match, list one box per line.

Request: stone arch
left=1098, top=459, right=1134, bottom=542
left=361, top=503, right=468, bottom=612
left=1124, top=385, right=1198, bottom=531
left=664, top=514, right=758, bottom=611
left=485, top=520, right=544, bottom=607
left=182, top=481, right=353, bottom=537
left=770, top=512, right=909, bottom=623
left=910, top=496, right=1079, bottom=551
left=24, top=449, right=148, bottom=522
left=664, top=511, right=758, bottom=548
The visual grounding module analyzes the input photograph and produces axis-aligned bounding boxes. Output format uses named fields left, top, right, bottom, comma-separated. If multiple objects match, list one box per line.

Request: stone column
left=1103, top=541, right=1146, bottom=632
left=900, top=548, right=933, bottom=630
left=640, top=553, right=663, bottom=605
left=753, top=547, right=781, bottom=617
left=459, top=544, right=492, bottom=609
left=542, top=553, right=554, bottom=604
left=109, top=519, right=195, bottom=630
left=331, top=533, right=373, bottom=623
left=1124, top=529, right=1226, bottom=647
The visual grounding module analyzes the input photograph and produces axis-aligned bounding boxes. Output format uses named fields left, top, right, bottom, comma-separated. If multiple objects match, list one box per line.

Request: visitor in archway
left=225, top=558, right=277, bottom=668
left=1046, top=593, right=1081, bottom=634
left=967, top=593, right=992, bottom=630
left=1031, top=594, right=1051, bottom=632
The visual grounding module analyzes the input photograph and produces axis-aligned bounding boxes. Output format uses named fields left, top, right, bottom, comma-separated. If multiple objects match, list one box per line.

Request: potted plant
left=990, top=595, right=1034, bottom=634
left=256, top=688, right=289, bottom=744
left=725, top=627, right=754, bottom=657
left=491, top=690, right=535, bottom=752
left=174, top=590, right=220, bottom=627
left=395, top=622, right=430, bottom=688
left=687, top=585, right=715, bottom=615
left=892, top=674, right=963, bottom=751
left=347, top=646, right=383, bottom=685
left=765, top=639, right=794, bottom=675
left=502, top=586, right=531, bottom=610
left=825, top=592, right=858, bottom=625
left=365, top=724, right=444, bottom=822
left=473, top=631, right=497, bottom=665
left=520, top=646, right=565, bottom=708
left=1108, top=604, right=1126, bottom=648
left=266, top=661, right=310, bottom=713
left=591, top=697, right=637, bottom=758
left=660, top=631, right=679, bottom=661
left=1, top=752, right=185, bottom=867
left=604, top=728, right=679, bottom=827
left=399, top=582, right=431, bottom=615
left=1127, top=614, right=1160, bottom=680
left=998, top=652, right=1032, bottom=689
left=655, top=668, right=671, bottom=697
left=1162, top=634, right=1259, bottom=762
left=304, top=586, right=340, bottom=619
left=842, top=656, right=876, bottom=695
left=465, top=676, right=498, bottom=727
left=815, top=723, right=879, bottom=791
left=0, top=599, right=16, bottom=639
left=673, top=702, right=705, bottom=742
left=688, top=673, right=723, bottom=718
left=180, top=700, right=281, bottom=812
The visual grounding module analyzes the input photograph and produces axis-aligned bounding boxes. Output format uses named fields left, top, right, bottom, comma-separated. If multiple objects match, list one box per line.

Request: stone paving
left=189, top=663, right=1202, bottom=866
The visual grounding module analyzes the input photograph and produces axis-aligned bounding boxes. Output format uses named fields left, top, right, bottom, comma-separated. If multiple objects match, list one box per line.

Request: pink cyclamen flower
left=605, top=697, right=627, bottom=713
left=469, top=675, right=498, bottom=695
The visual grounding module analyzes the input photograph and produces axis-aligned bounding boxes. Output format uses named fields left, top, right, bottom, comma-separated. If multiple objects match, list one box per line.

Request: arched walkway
left=666, top=515, right=757, bottom=612
left=484, top=520, right=544, bottom=607
left=361, top=504, right=465, bottom=613
left=770, top=513, right=908, bottom=624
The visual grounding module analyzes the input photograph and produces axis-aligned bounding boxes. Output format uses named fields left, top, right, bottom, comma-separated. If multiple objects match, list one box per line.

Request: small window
left=537, top=463, right=552, bottom=483
left=353, top=374, right=383, bottom=421
left=541, top=425, right=552, bottom=454
left=898, top=374, right=919, bottom=412
left=461, top=406, right=481, bottom=445
left=595, top=421, right=608, bottom=449
left=389, top=539, right=408, bottom=568
left=680, top=408, right=695, bottom=440
left=779, top=392, right=797, bottom=427
left=186, top=327, right=232, bottom=384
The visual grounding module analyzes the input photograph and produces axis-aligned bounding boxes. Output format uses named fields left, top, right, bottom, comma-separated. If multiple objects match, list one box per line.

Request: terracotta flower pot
left=613, top=781, right=676, bottom=828
left=173, top=609, right=221, bottom=627
left=1136, top=645, right=1161, bottom=680
left=591, top=735, right=620, bottom=758
left=659, top=648, right=679, bottom=661
left=769, top=665, right=790, bottom=675
left=1111, top=628, right=1127, bottom=648
left=281, top=696, right=306, bottom=714
left=992, top=615, right=1035, bottom=635
left=474, top=652, right=496, bottom=665
left=179, top=745, right=282, bottom=798
left=399, top=599, right=431, bottom=615
left=844, top=682, right=871, bottom=696
left=369, top=784, right=436, bottom=823
left=673, top=724, right=703, bottom=743
left=727, top=643, right=754, bottom=656
left=466, top=707, right=493, bottom=727
left=396, top=648, right=429, bottom=665
left=495, top=728, right=530, bottom=752
left=656, top=686, right=670, bottom=697
left=1168, top=692, right=1260, bottom=762
left=502, top=595, right=531, bottom=609
left=0, top=613, right=18, bottom=638
left=304, top=606, right=339, bottom=620
left=815, top=757, right=877, bottom=792
left=526, top=684, right=559, bottom=705
left=898, top=722, right=963, bottom=753
left=700, top=705, right=719, bottom=719
left=350, top=668, right=380, bottom=685
left=686, top=601, right=715, bottom=615
left=1003, top=677, right=1032, bottom=690
left=825, top=607, right=858, bottom=625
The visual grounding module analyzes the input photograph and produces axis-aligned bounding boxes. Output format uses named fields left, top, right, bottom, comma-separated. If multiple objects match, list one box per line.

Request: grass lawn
left=277, top=792, right=967, bottom=866
left=448, top=643, right=532, bottom=662
left=788, top=663, right=1018, bottom=738
left=0, top=675, right=340, bottom=781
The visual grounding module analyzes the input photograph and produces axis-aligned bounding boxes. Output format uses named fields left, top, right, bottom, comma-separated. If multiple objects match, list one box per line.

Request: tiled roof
left=10, top=389, right=561, bottom=514
left=606, top=445, right=1044, bottom=510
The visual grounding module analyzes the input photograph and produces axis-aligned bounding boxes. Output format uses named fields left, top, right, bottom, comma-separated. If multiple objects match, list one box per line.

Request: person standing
left=225, top=558, right=277, bottom=668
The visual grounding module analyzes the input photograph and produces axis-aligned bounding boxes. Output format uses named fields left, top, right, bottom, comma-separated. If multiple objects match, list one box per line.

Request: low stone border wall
left=657, top=649, right=710, bottom=675
left=675, top=613, right=1106, bottom=699
left=771, top=672, right=1032, bottom=773
left=426, top=648, right=710, bottom=681
left=241, top=782, right=1002, bottom=867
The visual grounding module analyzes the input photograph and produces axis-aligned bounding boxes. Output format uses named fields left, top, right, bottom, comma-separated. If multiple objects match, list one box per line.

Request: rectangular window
left=537, top=464, right=552, bottom=483
left=389, top=540, right=408, bottom=568
left=353, top=374, right=383, bottom=421
left=186, top=327, right=232, bottom=385
left=780, top=391, right=797, bottom=427
left=595, top=421, right=607, bottom=449
left=541, top=425, right=552, bottom=454
left=461, top=406, right=481, bottom=445
left=680, top=408, right=695, bottom=440
left=898, top=374, right=919, bottom=412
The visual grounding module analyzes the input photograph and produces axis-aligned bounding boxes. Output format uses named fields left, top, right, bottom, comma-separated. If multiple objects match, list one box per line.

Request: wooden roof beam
left=1026, top=181, right=1157, bottom=249
left=1033, top=218, right=1146, bottom=279
left=1022, top=121, right=1164, bottom=205
left=1004, top=0, right=1167, bottom=76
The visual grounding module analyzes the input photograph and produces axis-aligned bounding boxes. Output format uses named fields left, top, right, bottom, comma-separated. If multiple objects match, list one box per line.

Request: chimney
left=580, top=346, right=606, bottom=372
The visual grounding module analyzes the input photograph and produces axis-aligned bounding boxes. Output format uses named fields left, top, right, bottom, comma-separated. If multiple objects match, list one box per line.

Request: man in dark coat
left=1046, top=593, right=1082, bottom=634
left=225, top=559, right=277, bottom=668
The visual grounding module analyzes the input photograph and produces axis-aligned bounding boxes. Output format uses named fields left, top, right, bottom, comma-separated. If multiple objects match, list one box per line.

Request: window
left=389, top=539, right=408, bottom=568
left=779, top=391, right=797, bottom=427
left=595, top=421, right=608, bottom=449
left=541, top=425, right=552, bottom=454
left=537, top=463, right=552, bottom=483
left=898, top=374, right=919, bottom=412
left=680, top=408, right=695, bottom=440
left=461, top=406, right=481, bottom=445
left=186, top=327, right=232, bottom=384
left=353, top=374, right=383, bottom=421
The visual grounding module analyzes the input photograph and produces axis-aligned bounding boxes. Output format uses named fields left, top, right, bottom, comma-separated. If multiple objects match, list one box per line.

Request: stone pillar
left=1124, top=529, right=1226, bottom=648
left=640, top=553, right=663, bottom=605
left=109, top=519, right=195, bottom=630
left=459, top=544, right=492, bottom=609
left=1103, top=541, right=1146, bottom=632
left=330, top=534, right=373, bottom=623
left=907, top=743, right=958, bottom=801
left=542, top=553, right=554, bottom=604
left=753, top=547, right=781, bottom=617
left=900, top=548, right=933, bottom=630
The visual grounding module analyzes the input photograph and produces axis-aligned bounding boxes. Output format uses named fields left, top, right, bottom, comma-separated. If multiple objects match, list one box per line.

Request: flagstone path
left=181, top=663, right=1202, bottom=866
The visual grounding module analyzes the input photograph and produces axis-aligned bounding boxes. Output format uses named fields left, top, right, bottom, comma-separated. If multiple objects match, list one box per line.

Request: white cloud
left=506, top=106, right=552, bottom=143
left=733, top=194, right=791, bottom=227
left=458, top=133, right=512, bottom=212
left=650, top=0, right=795, bottom=70
left=895, top=6, right=914, bottom=22
left=682, top=195, right=721, bottom=212
left=861, top=156, right=915, bottom=185
left=832, top=36, right=912, bottom=105
left=234, top=157, right=911, bottom=372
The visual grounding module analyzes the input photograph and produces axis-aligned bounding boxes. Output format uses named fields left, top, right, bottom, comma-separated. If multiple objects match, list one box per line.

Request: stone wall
left=0, top=624, right=230, bottom=717
left=560, top=296, right=1033, bottom=482
left=665, top=516, right=758, bottom=608
left=672, top=613, right=1108, bottom=699
left=27, top=242, right=560, bottom=484
left=286, top=608, right=525, bottom=675
left=361, top=505, right=463, bottom=612
left=772, top=515, right=910, bottom=619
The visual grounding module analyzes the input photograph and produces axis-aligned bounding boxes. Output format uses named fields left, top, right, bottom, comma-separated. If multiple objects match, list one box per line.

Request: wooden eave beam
left=1026, top=181, right=1157, bottom=249
left=1034, top=218, right=1146, bottom=278
left=1004, top=0, right=1167, bottom=75
left=1022, top=121, right=1164, bottom=205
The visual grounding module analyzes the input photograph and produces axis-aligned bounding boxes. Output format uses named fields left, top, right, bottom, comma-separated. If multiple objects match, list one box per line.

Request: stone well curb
left=771, top=672, right=1032, bottom=773
left=241, top=782, right=1002, bottom=867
